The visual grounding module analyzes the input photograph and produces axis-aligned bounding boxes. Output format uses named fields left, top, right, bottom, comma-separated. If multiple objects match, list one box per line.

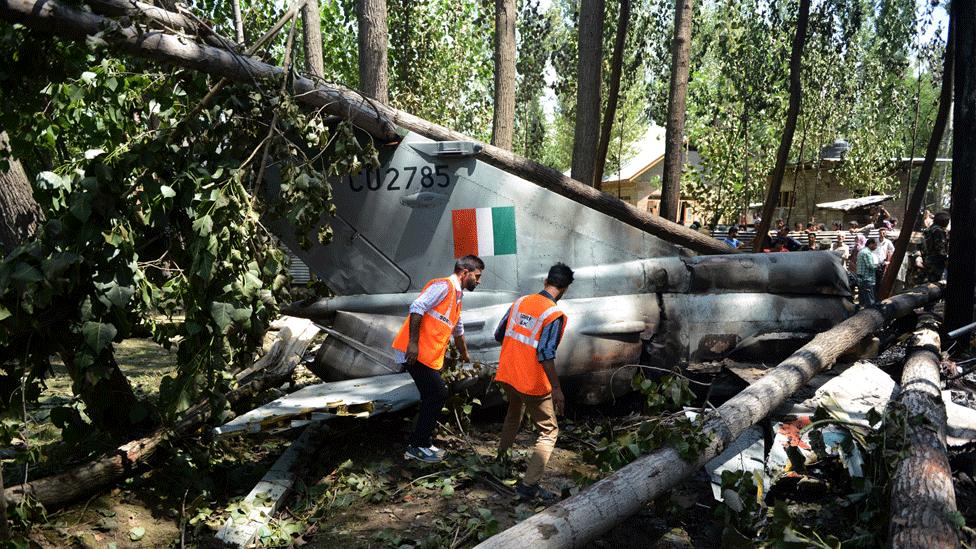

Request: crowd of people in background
left=708, top=205, right=950, bottom=308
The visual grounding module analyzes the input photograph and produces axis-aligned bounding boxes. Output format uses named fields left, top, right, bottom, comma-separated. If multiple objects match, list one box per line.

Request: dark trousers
left=405, top=362, right=448, bottom=448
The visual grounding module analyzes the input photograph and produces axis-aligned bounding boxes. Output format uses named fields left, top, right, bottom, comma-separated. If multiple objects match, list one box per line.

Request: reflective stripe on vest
left=390, top=277, right=462, bottom=370
left=495, top=293, right=567, bottom=396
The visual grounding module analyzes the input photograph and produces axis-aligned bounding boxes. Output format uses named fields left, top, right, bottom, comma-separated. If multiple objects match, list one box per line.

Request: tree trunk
left=231, top=0, right=244, bottom=44
left=0, top=132, right=44, bottom=255
left=60, top=350, right=156, bottom=438
left=947, top=1, right=976, bottom=331
left=476, top=283, right=943, bottom=548
left=490, top=0, right=516, bottom=150
left=592, top=0, right=629, bottom=189
left=751, top=0, right=810, bottom=252
left=0, top=0, right=736, bottom=256
left=356, top=0, right=389, bottom=103
left=888, top=316, right=959, bottom=548
left=301, top=0, right=324, bottom=79
left=570, top=0, right=604, bottom=186
left=879, top=25, right=954, bottom=299
left=3, top=318, right=320, bottom=509
left=658, top=0, right=692, bottom=222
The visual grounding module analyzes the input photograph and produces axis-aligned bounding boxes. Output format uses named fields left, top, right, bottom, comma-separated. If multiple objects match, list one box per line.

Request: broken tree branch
left=477, top=283, right=943, bottom=548
left=2, top=317, right=320, bottom=509
left=888, top=316, right=960, bottom=548
left=0, top=0, right=733, bottom=256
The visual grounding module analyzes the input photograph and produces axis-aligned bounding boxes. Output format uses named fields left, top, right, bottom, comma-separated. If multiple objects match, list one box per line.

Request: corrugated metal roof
left=815, top=194, right=893, bottom=211
left=280, top=244, right=312, bottom=285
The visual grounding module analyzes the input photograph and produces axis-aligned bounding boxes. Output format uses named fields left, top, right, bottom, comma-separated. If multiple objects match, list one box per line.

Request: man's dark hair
left=546, top=263, right=575, bottom=289
left=866, top=238, right=877, bottom=246
left=934, top=211, right=950, bottom=227
left=455, top=255, right=484, bottom=272
left=728, top=226, right=738, bottom=234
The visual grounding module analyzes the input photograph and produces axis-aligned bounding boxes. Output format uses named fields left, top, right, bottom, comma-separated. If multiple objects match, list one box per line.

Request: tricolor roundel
left=451, top=207, right=517, bottom=257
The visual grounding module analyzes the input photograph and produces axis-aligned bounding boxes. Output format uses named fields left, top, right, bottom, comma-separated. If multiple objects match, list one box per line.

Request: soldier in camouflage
left=921, top=211, right=949, bottom=282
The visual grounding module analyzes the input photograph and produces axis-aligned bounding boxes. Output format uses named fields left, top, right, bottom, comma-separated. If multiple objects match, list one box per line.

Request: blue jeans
left=858, top=278, right=877, bottom=307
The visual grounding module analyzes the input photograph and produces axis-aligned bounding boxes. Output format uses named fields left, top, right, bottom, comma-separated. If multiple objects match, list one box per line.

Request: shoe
left=427, top=444, right=446, bottom=458
left=404, top=445, right=444, bottom=463
left=515, top=482, right=558, bottom=503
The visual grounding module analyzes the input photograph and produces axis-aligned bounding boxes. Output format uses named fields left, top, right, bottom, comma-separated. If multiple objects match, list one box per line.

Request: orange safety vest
left=495, top=293, right=567, bottom=396
left=391, top=277, right=462, bottom=370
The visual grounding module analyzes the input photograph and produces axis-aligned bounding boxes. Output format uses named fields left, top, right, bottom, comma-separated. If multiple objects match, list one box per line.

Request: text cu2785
left=348, top=165, right=452, bottom=192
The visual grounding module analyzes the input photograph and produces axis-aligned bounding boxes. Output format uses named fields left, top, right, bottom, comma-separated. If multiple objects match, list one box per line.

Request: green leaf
left=84, top=148, right=105, bottom=160
left=37, top=171, right=69, bottom=191
left=80, top=71, right=97, bottom=84
left=0, top=306, right=11, bottom=321
left=129, top=526, right=145, bottom=541
left=210, top=302, right=233, bottom=333
left=82, top=321, right=117, bottom=352
left=11, top=262, right=42, bottom=283
left=192, top=214, right=213, bottom=236
left=95, top=280, right=135, bottom=309
left=160, top=185, right=176, bottom=198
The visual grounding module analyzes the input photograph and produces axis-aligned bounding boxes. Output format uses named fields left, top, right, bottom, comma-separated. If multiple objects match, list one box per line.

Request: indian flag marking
left=451, top=207, right=517, bottom=257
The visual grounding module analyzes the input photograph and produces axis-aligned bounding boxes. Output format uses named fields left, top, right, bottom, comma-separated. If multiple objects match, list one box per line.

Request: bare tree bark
left=570, top=0, right=604, bottom=186
left=231, top=0, right=244, bottom=44
left=879, top=24, right=953, bottom=299
left=592, top=0, right=629, bottom=189
left=752, top=0, right=810, bottom=252
left=356, top=0, right=389, bottom=103
left=658, top=0, right=692, bottom=222
left=477, top=283, right=943, bottom=548
left=888, top=316, right=959, bottom=549
left=946, top=1, right=976, bottom=331
left=0, top=0, right=736, bottom=255
left=301, top=0, right=324, bottom=79
left=0, top=132, right=44, bottom=254
left=490, top=0, right=516, bottom=150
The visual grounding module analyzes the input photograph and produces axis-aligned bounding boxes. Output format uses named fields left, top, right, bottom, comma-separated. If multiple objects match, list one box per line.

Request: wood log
left=0, top=0, right=735, bottom=256
left=2, top=317, right=320, bottom=509
left=476, top=283, right=943, bottom=548
left=888, top=316, right=960, bottom=548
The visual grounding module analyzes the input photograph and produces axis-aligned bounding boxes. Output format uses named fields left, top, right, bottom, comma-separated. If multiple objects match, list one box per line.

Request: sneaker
left=427, top=444, right=446, bottom=458
left=404, top=445, right=443, bottom=463
left=515, top=482, right=558, bottom=503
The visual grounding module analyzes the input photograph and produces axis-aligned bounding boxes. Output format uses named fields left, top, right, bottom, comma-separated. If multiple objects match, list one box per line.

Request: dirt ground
left=12, top=335, right=976, bottom=548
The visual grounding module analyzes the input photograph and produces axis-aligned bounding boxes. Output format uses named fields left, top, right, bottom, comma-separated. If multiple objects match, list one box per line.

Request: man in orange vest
left=494, top=263, right=573, bottom=501
left=392, top=255, right=484, bottom=463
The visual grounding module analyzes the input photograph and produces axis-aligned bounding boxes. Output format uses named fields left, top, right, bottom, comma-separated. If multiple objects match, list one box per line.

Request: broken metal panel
left=684, top=252, right=851, bottom=296
left=816, top=194, right=893, bottom=211
left=310, top=312, right=403, bottom=380
left=213, top=374, right=420, bottom=437
left=661, top=293, right=851, bottom=364
left=216, top=424, right=329, bottom=547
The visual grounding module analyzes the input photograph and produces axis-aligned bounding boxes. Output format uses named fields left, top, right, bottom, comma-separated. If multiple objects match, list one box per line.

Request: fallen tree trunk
left=888, top=316, right=960, bottom=548
left=87, top=0, right=237, bottom=50
left=3, top=317, right=319, bottom=509
left=0, top=0, right=733, bottom=256
left=477, top=283, right=943, bottom=548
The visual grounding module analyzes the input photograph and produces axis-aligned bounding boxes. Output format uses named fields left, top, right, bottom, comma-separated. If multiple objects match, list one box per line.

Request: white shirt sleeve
left=408, top=281, right=450, bottom=315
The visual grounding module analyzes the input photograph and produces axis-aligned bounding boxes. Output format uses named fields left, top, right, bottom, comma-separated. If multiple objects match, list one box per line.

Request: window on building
left=777, top=191, right=795, bottom=208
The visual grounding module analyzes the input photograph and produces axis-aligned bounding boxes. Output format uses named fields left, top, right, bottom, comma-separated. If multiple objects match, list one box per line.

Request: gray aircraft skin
left=279, top=132, right=853, bottom=403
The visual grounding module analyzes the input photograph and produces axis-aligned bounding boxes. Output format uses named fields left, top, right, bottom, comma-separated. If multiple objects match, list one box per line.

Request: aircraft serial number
left=347, top=165, right=452, bottom=192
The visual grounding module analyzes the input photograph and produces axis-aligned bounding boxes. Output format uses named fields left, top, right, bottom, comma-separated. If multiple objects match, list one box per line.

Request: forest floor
left=10, top=336, right=976, bottom=548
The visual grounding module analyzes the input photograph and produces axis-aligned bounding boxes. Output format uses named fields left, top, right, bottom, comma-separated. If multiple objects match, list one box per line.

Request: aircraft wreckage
left=276, top=132, right=852, bottom=404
